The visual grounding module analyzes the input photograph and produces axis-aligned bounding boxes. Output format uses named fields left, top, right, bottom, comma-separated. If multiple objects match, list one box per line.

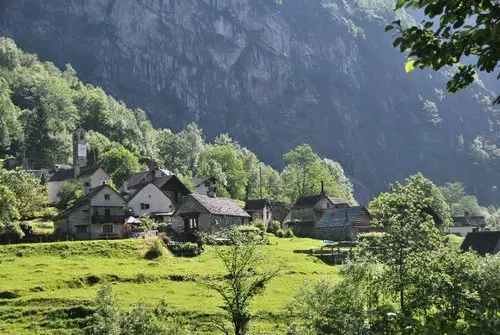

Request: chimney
left=74, top=164, right=80, bottom=179
left=84, top=184, right=90, bottom=195
left=208, top=187, right=217, bottom=198
left=464, top=211, right=470, bottom=224
left=321, top=180, right=325, bottom=195
left=123, top=180, right=129, bottom=194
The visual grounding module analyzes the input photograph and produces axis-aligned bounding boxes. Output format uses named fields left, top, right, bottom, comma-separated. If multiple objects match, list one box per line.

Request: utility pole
left=259, top=165, right=263, bottom=199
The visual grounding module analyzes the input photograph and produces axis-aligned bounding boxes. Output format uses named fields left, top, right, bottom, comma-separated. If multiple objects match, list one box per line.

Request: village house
left=126, top=182, right=175, bottom=221
left=123, top=168, right=189, bottom=205
left=461, top=231, right=500, bottom=256
left=47, top=127, right=111, bottom=203
left=173, top=194, right=250, bottom=234
left=283, top=191, right=355, bottom=238
left=190, top=176, right=218, bottom=196
left=54, top=184, right=126, bottom=240
left=270, top=202, right=291, bottom=224
left=313, top=206, right=372, bottom=241
left=244, top=199, right=272, bottom=227
left=447, top=211, right=486, bottom=236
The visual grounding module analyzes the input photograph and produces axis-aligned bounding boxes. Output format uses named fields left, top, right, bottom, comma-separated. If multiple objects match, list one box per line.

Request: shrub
left=275, top=229, right=285, bottom=238
left=168, top=242, right=202, bottom=256
left=144, top=239, right=165, bottom=259
left=156, top=222, right=171, bottom=233
left=284, top=228, right=295, bottom=238
left=252, top=219, right=266, bottom=232
left=35, top=207, right=58, bottom=219
left=270, top=220, right=281, bottom=233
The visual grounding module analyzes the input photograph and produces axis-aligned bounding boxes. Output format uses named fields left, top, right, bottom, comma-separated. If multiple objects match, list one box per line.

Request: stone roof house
left=448, top=212, right=486, bottom=237
left=314, top=206, right=372, bottom=241
left=126, top=183, right=175, bottom=219
left=244, top=199, right=272, bottom=227
left=123, top=169, right=190, bottom=208
left=271, top=202, right=291, bottom=224
left=54, top=184, right=126, bottom=240
left=461, top=231, right=500, bottom=256
left=47, top=166, right=110, bottom=204
left=173, top=194, right=250, bottom=233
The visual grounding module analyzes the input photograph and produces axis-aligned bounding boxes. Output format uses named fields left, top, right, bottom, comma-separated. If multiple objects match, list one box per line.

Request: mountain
left=1, top=0, right=499, bottom=204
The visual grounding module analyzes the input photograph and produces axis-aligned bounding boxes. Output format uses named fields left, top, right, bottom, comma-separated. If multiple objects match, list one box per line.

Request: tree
left=387, top=0, right=500, bottom=103
left=283, top=144, right=320, bottom=198
left=0, top=168, right=47, bottom=218
left=198, top=144, right=248, bottom=199
left=0, top=79, right=23, bottom=154
left=200, top=237, right=281, bottom=335
left=0, top=184, right=22, bottom=239
left=86, top=285, right=121, bottom=335
left=439, top=182, right=487, bottom=216
left=56, top=181, right=84, bottom=209
left=100, top=146, right=141, bottom=185
left=369, top=173, right=451, bottom=320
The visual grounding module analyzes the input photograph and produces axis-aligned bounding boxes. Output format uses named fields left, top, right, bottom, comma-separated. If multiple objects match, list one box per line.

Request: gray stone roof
left=293, top=194, right=326, bottom=208
left=461, top=231, right=500, bottom=256
left=244, top=199, right=269, bottom=211
left=315, top=206, right=370, bottom=228
left=49, top=166, right=100, bottom=182
left=327, top=197, right=351, bottom=206
left=452, top=216, right=486, bottom=227
left=178, top=194, right=250, bottom=217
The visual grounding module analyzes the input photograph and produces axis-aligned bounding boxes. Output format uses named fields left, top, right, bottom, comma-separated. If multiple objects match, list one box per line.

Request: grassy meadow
left=0, top=237, right=338, bottom=334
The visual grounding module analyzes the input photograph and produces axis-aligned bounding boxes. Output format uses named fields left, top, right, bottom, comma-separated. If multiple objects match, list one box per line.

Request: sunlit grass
left=0, top=236, right=338, bottom=334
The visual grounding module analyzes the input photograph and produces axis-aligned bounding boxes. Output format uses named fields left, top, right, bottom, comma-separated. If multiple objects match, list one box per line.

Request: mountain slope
left=1, top=0, right=499, bottom=203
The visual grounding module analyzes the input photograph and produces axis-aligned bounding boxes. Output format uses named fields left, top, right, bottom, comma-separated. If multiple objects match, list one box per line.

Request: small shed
left=244, top=199, right=272, bottom=227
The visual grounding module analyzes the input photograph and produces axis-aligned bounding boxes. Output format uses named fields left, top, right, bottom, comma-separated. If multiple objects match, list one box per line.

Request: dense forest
left=0, top=38, right=355, bottom=204
left=2, top=0, right=500, bottom=204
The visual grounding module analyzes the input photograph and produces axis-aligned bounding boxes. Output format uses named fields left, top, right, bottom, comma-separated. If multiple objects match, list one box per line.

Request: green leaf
left=395, top=0, right=406, bottom=9
left=405, top=59, right=416, bottom=73
left=385, top=25, right=394, bottom=32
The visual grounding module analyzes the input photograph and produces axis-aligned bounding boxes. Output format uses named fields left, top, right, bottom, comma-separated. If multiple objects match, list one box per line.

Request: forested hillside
left=0, top=38, right=355, bottom=204
left=1, top=0, right=500, bottom=204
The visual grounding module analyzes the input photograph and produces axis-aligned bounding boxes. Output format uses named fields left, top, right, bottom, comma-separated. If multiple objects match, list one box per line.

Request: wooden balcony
left=91, top=215, right=125, bottom=224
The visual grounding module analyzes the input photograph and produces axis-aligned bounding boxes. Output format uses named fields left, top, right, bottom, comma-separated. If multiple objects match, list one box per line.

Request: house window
left=141, top=203, right=150, bottom=210
left=105, top=209, right=111, bottom=217
left=103, top=225, right=113, bottom=233
left=104, top=194, right=110, bottom=200
left=101, top=180, right=107, bottom=185
left=82, top=210, right=89, bottom=220
left=75, top=225, right=87, bottom=234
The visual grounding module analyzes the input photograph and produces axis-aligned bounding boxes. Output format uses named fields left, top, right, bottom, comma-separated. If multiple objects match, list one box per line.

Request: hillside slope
left=1, top=0, right=499, bottom=203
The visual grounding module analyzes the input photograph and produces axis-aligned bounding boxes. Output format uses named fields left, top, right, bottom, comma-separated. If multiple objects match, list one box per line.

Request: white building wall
left=47, top=180, right=65, bottom=203
left=127, top=184, right=174, bottom=216
left=88, top=168, right=111, bottom=187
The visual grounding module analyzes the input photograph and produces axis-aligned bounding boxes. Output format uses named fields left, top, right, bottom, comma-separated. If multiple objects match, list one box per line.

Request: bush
left=252, top=219, right=266, bottom=232
left=270, top=220, right=281, bottom=233
left=35, top=207, right=58, bottom=219
left=168, top=242, right=202, bottom=257
left=156, top=222, right=171, bottom=233
left=284, top=228, right=294, bottom=238
left=144, top=239, right=165, bottom=259
left=275, top=229, right=285, bottom=238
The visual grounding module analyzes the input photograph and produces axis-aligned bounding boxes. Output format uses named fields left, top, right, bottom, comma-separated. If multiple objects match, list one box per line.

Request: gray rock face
left=1, top=0, right=500, bottom=203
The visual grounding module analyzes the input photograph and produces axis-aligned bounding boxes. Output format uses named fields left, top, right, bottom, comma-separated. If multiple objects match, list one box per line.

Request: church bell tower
left=73, top=127, right=87, bottom=177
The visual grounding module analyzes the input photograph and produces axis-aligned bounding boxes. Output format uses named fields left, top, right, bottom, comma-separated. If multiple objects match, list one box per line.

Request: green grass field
left=0, top=236, right=338, bottom=334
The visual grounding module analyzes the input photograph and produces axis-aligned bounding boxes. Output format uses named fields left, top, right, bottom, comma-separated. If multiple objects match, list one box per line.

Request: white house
left=126, top=183, right=174, bottom=217
left=47, top=166, right=110, bottom=204
left=191, top=176, right=218, bottom=196
left=54, top=184, right=126, bottom=240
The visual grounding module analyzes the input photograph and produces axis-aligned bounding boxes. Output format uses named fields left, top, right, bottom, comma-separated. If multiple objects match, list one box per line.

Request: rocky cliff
left=1, top=0, right=499, bottom=203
